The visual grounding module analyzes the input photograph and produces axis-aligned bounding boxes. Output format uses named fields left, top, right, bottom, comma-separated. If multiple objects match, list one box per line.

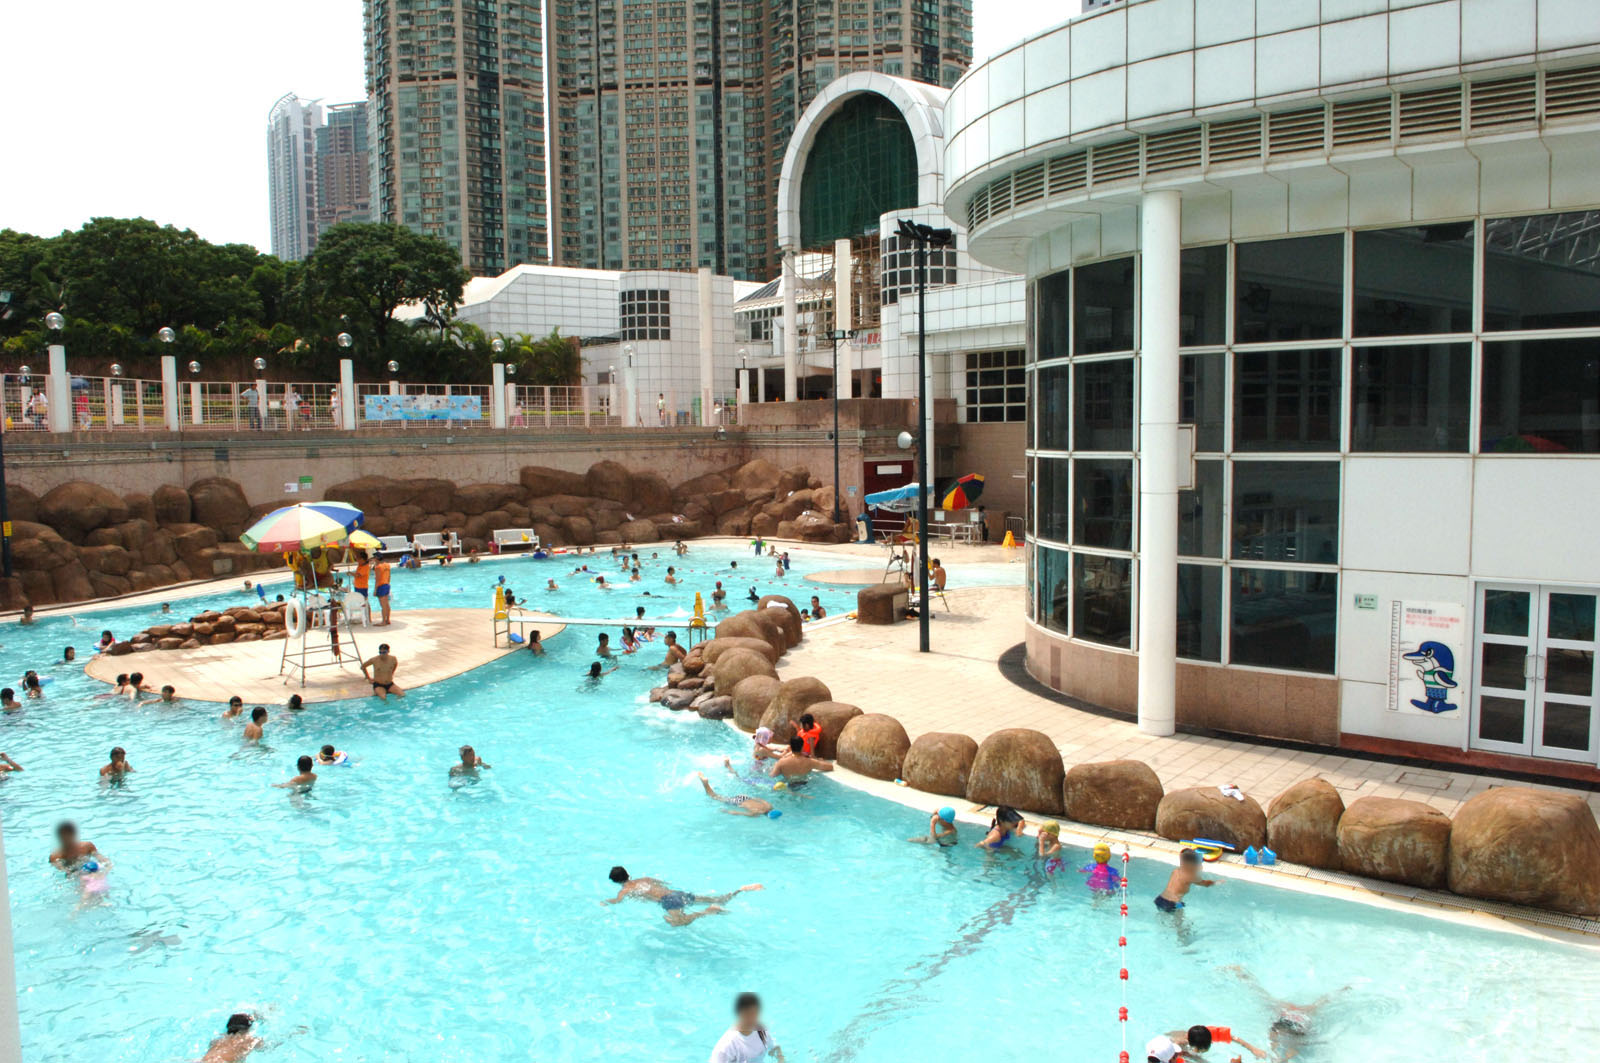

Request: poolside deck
left=82, top=608, right=564, bottom=704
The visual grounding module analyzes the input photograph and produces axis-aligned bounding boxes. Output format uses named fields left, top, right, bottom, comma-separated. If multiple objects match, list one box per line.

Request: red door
left=861, top=457, right=913, bottom=535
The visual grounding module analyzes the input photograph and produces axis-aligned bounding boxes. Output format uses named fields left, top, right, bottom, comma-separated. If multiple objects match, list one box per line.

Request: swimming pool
left=2, top=545, right=1594, bottom=1061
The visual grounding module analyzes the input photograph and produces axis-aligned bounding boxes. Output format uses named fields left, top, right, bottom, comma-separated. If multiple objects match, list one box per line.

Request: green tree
left=305, top=223, right=468, bottom=369
left=504, top=328, right=582, bottom=386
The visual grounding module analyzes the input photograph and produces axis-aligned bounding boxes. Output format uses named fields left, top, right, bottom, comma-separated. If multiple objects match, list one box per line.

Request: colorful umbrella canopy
left=240, top=502, right=364, bottom=553
left=863, top=482, right=932, bottom=513
left=939, top=473, right=985, bottom=510
left=347, top=530, right=382, bottom=550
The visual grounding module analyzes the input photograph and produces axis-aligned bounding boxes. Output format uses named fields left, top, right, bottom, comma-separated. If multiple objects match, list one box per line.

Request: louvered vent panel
left=1544, top=65, right=1600, bottom=122
left=1208, top=116, right=1263, bottom=164
left=1089, top=139, right=1141, bottom=185
left=1145, top=127, right=1203, bottom=174
left=968, top=186, right=989, bottom=229
left=1397, top=85, right=1463, bottom=141
left=1330, top=96, right=1393, bottom=148
left=1047, top=151, right=1088, bottom=196
left=1012, top=162, right=1047, bottom=207
left=1267, top=106, right=1327, bottom=157
left=988, top=175, right=1013, bottom=217
left=1469, top=74, right=1537, bottom=132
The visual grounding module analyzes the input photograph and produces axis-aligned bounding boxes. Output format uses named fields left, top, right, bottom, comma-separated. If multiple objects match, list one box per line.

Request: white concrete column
left=160, top=355, right=180, bottom=431
left=47, top=344, right=70, bottom=433
left=189, top=380, right=204, bottom=425
left=0, top=815, right=20, bottom=1063
left=1137, top=189, right=1182, bottom=737
left=339, top=359, right=357, bottom=429
left=834, top=238, right=854, bottom=399
left=781, top=250, right=799, bottom=401
left=697, top=267, right=715, bottom=425
left=623, top=360, right=638, bottom=428
left=256, top=377, right=269, bottom=428
left=490, top=363, right=508, bottom=428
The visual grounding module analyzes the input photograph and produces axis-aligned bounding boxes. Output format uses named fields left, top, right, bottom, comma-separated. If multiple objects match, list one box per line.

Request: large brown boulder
left=717, top=513, right=751, bottom=536
left=1337, top=797, right=1451, bottom=889
left=123, top=492, right=155, bottom=523
left=731, top=459, right=782, bottom=494
left=903, top=732, right=979, bottom=797
left=778, top=466, right=810, bottom=495
left=711, top=648, right=778, bottom=697
left=1156, top=787, right=1268, bottom=850
left=716, top=610, right=786, bottom=658
left=794, top=511, right=842, bottom=542
left=1448, top=788, right=1600, bottom=915
left=585, top=460, right=632, bottom=504
left=51, top=562, right=94, bottom=603
left=757, top=595, right=802, bottom=647
left=631, top=472, right=673, bottom=515
left=807, top=702, right=863, bottom=759
left=562, top=515, right=595, bottom=546
left=760, top=676, right=833, bottom=740
left=837, top=713, right=911, bottom=781
left=731, top=675, right=783, bottom=732
left=1267, top=778, right=1345, bottom=869
left=775, top=489, right=815, bottom=521
left=37, top=481, right=129, bottom=542
left=966, top=729, right=1065, bottom=815
left=749, top=512, right=778, bottom=538
left=700, top=636, right=780, bottom=665
left=672, top=472, right=730, bottom=506
left=166, top=524, right=220, bottom=568
left=454, top=483, right=522, bottom=515
left=616, top=518, right=659, bottom=543
left=151, top=483, right=192, bottom=525
left=79, top=544, right=134, bottom=577
left=857, top=583, right=904, bottom=625
left=8, top=486, right=38, bottom=524
left=1064, top=760, right=1164, bottom=831
left=188, top=477, right=251, bottom=536
left=520, top=465, right=588, bottom=498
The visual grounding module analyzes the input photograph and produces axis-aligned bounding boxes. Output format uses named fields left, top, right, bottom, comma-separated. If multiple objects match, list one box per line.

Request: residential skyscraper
left=267, top=94, right=323, bottom=261
left=548, top=0, right=972, bottom=280
left=363, top=0, right=549, bottom=275
left=315, top=102, right=373, bottom=235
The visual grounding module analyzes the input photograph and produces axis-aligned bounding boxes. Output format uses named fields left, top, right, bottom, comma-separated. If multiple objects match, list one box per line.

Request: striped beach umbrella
left=240, top=502, right=364, bottom=553
left=939, top=473, right=985, bottom=510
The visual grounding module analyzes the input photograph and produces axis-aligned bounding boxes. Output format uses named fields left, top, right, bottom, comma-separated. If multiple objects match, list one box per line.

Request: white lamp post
left=44, top=313, right=69, bottom=433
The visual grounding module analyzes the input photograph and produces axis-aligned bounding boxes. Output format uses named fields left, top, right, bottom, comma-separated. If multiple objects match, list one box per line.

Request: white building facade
left=942, top=0, right=1600, bottom=777
left=267, top=94, right=323, bottom=262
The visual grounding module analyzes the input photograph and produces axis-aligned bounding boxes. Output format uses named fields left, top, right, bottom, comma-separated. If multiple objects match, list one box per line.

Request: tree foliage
left=0, top=218, right=497, bottom=383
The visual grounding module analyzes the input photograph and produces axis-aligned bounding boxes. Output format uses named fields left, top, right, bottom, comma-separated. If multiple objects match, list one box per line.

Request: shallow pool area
left=2, top=545, right=1596, bottom=1061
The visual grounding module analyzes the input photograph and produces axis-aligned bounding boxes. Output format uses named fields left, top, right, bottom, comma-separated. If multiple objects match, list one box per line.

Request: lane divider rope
left=1117, top=845, right=1130, bottom=1063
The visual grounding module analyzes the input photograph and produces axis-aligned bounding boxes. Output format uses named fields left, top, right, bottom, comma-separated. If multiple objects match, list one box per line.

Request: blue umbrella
left=863, top=482, right=932, bottom=512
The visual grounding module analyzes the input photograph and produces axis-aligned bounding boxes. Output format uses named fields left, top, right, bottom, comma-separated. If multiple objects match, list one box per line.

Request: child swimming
left=908, top=807, right=959, bottom=846
left=1079, top=842, right=1123, bottom=893
left=1155, top=848, right=1216, bottom=912
left=975, top=806, right=1025, bottom=850
left=1035, top=820, right=1063, bottom=872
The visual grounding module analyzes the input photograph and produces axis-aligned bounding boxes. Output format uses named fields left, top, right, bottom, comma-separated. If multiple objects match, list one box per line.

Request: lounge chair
left=411, top=532, right=447, bottom=556
left=375, top=535, right=411, bottom=558
left=493, top=528, right=541, bottom=552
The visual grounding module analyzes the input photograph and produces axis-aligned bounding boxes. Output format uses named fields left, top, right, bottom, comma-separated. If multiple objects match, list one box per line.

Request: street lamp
left=253, top=357, right=267, bottom=372
left=491, top=338, right=505, bottom=355
left=825, top=328, right=857, bottom=522
left=337, top=332, right=353, bottom=350
left=157, top=326, right=175, bottom=344
left=895, top=217, right=956, bottom=655
left=188, top=361, right=201, bottom=375
left=45, top=312, right=64, bottom=331
left=386, top=360, right=399, bottom=375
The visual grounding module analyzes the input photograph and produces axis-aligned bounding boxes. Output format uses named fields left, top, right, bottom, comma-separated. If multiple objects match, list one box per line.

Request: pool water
left=1, top=546, right=1594, bottom=1062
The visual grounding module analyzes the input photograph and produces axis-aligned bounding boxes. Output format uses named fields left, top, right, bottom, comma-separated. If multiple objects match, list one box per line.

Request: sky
left=0, top=0, right=1075, bottom=253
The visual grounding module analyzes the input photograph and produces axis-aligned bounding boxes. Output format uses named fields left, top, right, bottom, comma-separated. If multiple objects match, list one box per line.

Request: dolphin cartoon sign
left=1388, top=601, right=1467, bottom=718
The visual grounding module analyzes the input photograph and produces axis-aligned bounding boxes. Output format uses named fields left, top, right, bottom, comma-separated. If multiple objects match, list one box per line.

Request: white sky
left=0, top=0, right=1075, bottom=253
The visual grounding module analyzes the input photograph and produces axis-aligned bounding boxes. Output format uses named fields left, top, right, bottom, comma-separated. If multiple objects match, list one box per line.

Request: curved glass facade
left=798, top=93, right=917, bottom=248
left=1026, top=210, right=1600, bottom=677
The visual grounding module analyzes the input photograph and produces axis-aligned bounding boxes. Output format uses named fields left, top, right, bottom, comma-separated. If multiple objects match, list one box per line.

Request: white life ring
left=284, top=597, right=308, bottom=638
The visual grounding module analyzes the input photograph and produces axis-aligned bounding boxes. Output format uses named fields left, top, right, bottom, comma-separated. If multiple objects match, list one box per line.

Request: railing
left=0, top=375, right=744, bottom=434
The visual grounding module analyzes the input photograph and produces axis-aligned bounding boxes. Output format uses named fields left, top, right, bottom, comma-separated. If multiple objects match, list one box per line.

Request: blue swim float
left=508, top=632, right=525, bottom=645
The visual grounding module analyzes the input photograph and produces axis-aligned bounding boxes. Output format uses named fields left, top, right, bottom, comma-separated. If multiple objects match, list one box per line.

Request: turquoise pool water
left=1, top=546, right=1594, bottom=1061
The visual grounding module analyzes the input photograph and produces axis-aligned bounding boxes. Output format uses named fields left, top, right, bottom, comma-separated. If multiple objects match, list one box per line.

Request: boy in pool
left=1, top=688, right=19, bottom=712
left=125, top=672, right=152, bottom=699
left=243, top=707, right=268, bottom=742
left=100, top=747, right=133, bottom=779
left=275, top=756, right=317, bottom=789
left=361, top=644, right=405, bottom=700
left=1221, top=965, right=1346, bottom=1061
left=315, top=745, right=349, bottom=766
left=769, top=737, right=834, bottom=783
left=1156, top=848, right=1216, bottom=912
left=451, top=745, right=491, bottom=775
left=652, top=631, right=687, bottom=670
left=199, top=1012, right=262, bottom=1062
left=908, top=807, right=959, bottom=846
left=141, top=685, right=179, bottom=705
left=1167, top=1023, right=1266, bottom=1061
left=603, top=866, right=763, bottom=927
left=49, top=821, right=101, bottom=872
left=222, top=696, right=244, bottom=720
left=697, top=771, right=775, bottom=816
left=596, top=632, right=614, bottom=658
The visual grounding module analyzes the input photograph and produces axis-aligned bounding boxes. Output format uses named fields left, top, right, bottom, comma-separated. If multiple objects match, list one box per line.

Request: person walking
left=709, top=993, right=785, bottom=1062
left=241, top=382, right=261, bottom=430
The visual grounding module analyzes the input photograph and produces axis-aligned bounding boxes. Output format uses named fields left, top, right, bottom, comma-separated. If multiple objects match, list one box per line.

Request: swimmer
left=630, top=567, right=641, bottom=583
left=315, top=744, right=348, bottom=766
left=1080, top=841, right=1124, bottom=894
left=1220, top=967, right=1346, bottom=1062
left=527, top=630, right=545, bottom=656
left=243, top=707, right=268, bottom=742
left=100, top=747, right=133, bottom=779
left=774, top=559, right=784, bottom=578
left=750, top=726, right=782, bottom=761
left=0, top=752, right=22, bottom=774
left=789, top=713, right=822, bottom=756
left=22, top=672, right=42, bottom=699
left=198, top=1012, right=262, bottom=1063
left=747, top=586, right=760, bottom=603
left=126, top=671, right=152, bottom=699
left=109, top=673, right=131, bottom=696
left=809, top=596, right=827, bottom=620
left=1167, top=1022, right=1266, bottom=1062
left=361, top=644, right=405, bottom=700
left=769, top=737, right=834, bottom=781
left=61, top=646, right=76, bottom=663
left=1, top=688, right=20, bottom=712
left=595, top=575, right=611, bottom=589
left=697, top=771, right=775, bottom=816
left=1035, top=821, right=1064, bottom=872
left=674, top=539, right=688, bottom=556
left=621, top=627, right=640, bottom=653
left=221, top=695, right=245, bottom=720
left=652, top=630, right=687, bottom=670
left=451, top=745, right=491, bottom=775
left=1155, top=848, right=1215, bottom=913
left=603, top=866, right=763, bottom=927
left=99, top=629, right=116, bottom=652
left=976, top=806, right=1026, bottom=850
left=49, top=821, right=101, bottom=872
left=547, top=578, right=559, bottom=591
left=162, top=603, right=172, bottom=613
left=596, top=632, right=615, bottom=658
left=586, top=661, right=618, bottom=680
left=665, top=566, right=680, bottom=585
left=19, top=605, right=35, bottom=625
left=908, top=807, right=959, bottom=846
left=712, top=581, right=728, bottom=609
left=274, top=755, right=317, bottom=789
left=711, top=993, right=785, bottom=1063
left=140, top=684, right=178, bottom=705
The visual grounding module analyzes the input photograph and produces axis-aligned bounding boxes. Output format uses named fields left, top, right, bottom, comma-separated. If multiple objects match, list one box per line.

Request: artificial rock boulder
left=836, top=713, right=911, bottom=781
left=700, top=637, right=780, bottom=665
left=187, top=477, right=252, bottom=538
left=730, top=674, right=783, bottom=732
left=711, top=648, right=777, bottom=694
left=806, top=701, right=863, bottom=759
left=965, top=728, right=1065, bottom=815
left=1063, top=760, right=1164, bottom=831
left=1447, top=787, right=1600, bottom=915
left=715, top=609, right=787, bottom=659
left=1155, top=787, right=1269, bottom=850
left=1266, top=777, right=1345, bottom=869
left=757, top=595, right=803, bottom=648
left=1336, top=796, right=1451, bottom=889
left=37, top=482, right=129, bottom=543
left=902, top=732, right=979, bottom=798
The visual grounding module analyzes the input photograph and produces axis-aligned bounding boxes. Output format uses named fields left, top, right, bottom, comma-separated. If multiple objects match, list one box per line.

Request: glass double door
left=1473, top=585, right=1599, bottom=763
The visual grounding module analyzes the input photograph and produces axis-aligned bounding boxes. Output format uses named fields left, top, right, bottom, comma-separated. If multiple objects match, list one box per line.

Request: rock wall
left=2, top=458, right=854, bottom=611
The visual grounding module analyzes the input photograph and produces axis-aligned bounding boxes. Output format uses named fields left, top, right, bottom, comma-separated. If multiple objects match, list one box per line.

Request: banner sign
left=1387, top=600, right=1467, bottom=718
left=363, top=394, right=482, bottom=421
